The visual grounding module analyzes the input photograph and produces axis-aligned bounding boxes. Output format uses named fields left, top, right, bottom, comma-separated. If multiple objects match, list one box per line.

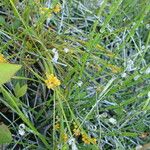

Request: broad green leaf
left=0, top=123, right=12, bottom=144
left=0, top=63, right=21, bottom=85
left=14, top=83, right=28, bottom=98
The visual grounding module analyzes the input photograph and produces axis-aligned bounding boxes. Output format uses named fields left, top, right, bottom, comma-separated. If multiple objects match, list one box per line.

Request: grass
left=0, top=0, right=150, bottom=149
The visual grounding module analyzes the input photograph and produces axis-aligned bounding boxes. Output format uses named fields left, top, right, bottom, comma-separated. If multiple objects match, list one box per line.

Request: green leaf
left=0, top=63, right=21, bottom=85
left=11, top=20, right=21, bottom=30
left=62, top=144, right=69, bottom=150
left=0, top=123, right=12, bottom=144
left=14, top=83, right=28, bottom=98
left=120, top=132, right=138, bottom=137
left=78, top=144, right=99, bottom=150
left=0, top=16, right=5, bottom=25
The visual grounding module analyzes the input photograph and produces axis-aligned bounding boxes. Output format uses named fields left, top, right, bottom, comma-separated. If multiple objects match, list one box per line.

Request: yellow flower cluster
left=91, top=138, right=97, bottom=144
left=39, top=7, right=52, bottom=18
left=72, top=122, right=97, bottom=144
left=45, top=73, right=60, bottom=89
left=54, top=123, right=60, bottom=130
left=39, top=3, right=61, bottom=18
left=82, top=134, right=90, bottom=144
left=62, top=133, right=68, bottom=142
left=53, top=4, right=61, bottom=13
left=73, top=128, right=81, bottom=137
left=39, top=7, right=49, bottom=14
left=73, top=123, right=81, bottom=136
left=82, top=134, right=97, bottom=145
left=0, top=54, right=7, bottom=63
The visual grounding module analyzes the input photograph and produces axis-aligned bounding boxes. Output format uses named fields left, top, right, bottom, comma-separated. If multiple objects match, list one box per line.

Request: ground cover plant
left=0, top=0, right=150, bottom=149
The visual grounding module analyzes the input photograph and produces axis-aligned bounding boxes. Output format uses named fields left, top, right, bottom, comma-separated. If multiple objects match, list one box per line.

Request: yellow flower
left=73, top=128, right=81, bottom=136
left=62, top=133, right=68, bottom=142
left=54, top=123, right=60, bottom=130
left=84, top=139, right=90, bottom=144
left=81, top=133, right=97, bottom=144
left=91, top=138, right=97, bottom=144
left=45, top=73, right=60, bottom=89
left=0, top=54, right=7, bottom=63
left=39, top=7, right=52, bottom=18
left=82, top=136, right=90, bottom=144
left=73, top=122, right=81, bottom=136
left=53, top=4, right=61, bottom=13
left=81, top=134, right=90, bottom=144
left=40, top=7, right=48, bottom=14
